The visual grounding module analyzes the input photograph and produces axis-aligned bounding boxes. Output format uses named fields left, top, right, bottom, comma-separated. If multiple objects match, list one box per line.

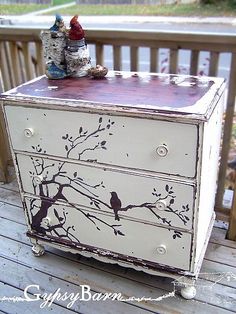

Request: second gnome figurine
left=41, top=14, right=91, bottom=79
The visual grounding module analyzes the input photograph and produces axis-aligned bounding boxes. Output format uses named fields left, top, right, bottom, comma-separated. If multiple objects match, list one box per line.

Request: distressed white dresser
left=1, top=72, right=225, bottom=298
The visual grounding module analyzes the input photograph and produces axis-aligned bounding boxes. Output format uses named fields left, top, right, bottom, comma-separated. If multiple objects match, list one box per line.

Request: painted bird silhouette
left=110, top=191, right=122, bottom=221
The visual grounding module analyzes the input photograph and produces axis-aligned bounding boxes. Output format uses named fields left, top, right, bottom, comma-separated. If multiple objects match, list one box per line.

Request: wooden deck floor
left=0, top=180, right=235, bottom=314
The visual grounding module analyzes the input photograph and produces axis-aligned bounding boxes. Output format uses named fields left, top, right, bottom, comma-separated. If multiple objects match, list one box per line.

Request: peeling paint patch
left=35, top=86, right=59, bottom=92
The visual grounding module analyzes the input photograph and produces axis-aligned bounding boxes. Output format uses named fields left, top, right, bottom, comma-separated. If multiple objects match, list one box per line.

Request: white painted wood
left=23, top=196, right=192, bottom=271
left=5, top=106, right=198, bottom=178
left=194, top=94, right=225, bottom=269
left=1, top=71, right=226, bottom=296
left=16, top=154, right=195, bottom=230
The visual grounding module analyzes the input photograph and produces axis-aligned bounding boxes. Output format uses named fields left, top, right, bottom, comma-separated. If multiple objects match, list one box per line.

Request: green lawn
left=0, top=0, right=69, bottom=15
left=0, top=4, right=48, bottom=15
left=48, top=3, right=236, bottom=16
left=1, top=1, right=236, bottom=16
left=53, top=0, right=72, bottom=5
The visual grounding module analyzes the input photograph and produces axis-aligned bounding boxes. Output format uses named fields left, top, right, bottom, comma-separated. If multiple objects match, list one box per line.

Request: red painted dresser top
left=1, top=72, right=225, bottom=119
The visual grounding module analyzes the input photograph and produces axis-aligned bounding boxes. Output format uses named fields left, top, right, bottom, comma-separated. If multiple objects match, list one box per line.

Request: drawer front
left=24, top=197, right=192, bottom=271
left=17, top=154, right=194, bottom=231
left=6, top=106, right=198, bottom=177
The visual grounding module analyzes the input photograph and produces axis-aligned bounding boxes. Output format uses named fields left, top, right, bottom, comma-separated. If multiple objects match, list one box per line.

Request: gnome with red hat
left=65, top=15, right=91, bottom=77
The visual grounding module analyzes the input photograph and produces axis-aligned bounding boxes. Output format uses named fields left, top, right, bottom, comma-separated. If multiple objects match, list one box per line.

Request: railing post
left=227, top=175, right=236, bottom=240
left=215, top=53, right=236, bottom=209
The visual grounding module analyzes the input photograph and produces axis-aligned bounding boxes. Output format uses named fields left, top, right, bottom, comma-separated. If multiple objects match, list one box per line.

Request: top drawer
left=5, top=106, right=198, bottom=178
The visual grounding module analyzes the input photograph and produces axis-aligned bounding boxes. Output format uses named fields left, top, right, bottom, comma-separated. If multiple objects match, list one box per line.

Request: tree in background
left=200, top=0, right=236, bottom=8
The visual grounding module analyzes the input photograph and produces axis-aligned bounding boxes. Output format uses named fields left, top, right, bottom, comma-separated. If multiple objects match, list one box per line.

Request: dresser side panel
left=194, top=93, right=225, bottom=267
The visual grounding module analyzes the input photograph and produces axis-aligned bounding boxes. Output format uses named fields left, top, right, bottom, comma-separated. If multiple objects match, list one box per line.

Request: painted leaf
left=62, top=134, right=68, bottom=140
left=54, top=208, right=60, bottom=221
left=117, top=230, right=125, bottom=236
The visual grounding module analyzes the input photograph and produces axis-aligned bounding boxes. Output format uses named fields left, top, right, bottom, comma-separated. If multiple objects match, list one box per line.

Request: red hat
left=70, top=15, right=78, bottom=26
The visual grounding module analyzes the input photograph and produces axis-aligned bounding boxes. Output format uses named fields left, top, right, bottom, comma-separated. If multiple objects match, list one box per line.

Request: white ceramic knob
left=155, top=200, right=167, bottom=211
left=42, top=217, right=51, bottom=227
left=156, top=244, right=167, bottom=255
left=24, top=128, right=34, bottom=138
left=34, top=175, right=43, bottom=184
left=156, top=144, right=168, bottom=157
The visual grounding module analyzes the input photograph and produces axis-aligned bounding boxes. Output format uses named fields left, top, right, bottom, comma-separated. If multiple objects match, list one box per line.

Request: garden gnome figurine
left=40, top=13, right=67, bottom=79
left=65, top=15, right=91, bottom=77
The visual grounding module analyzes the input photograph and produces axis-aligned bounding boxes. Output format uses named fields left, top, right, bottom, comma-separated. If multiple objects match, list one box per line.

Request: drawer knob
left=156, top=144, right=168, bottom=157
left=155, top=200, right=167, bottom=211
left=24, top=128, right=34, bottom=138
left=33, top=175, right=43, bottom=185
left=156, top=244, right=167, bottom=255
left=42, top=217, right=51, bottom=227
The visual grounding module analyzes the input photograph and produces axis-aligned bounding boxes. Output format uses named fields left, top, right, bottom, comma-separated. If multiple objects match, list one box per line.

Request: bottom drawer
left=24, top=197, right=192, bottom=271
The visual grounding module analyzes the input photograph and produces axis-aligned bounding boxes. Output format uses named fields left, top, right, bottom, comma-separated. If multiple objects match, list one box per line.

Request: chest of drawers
left=1, top=72, right=225, bottom=298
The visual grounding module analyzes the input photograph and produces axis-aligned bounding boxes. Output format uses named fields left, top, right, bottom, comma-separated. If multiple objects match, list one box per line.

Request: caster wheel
left=32, top=244, right=45, bottom=257
left=180, top=285, right=196, bottom=300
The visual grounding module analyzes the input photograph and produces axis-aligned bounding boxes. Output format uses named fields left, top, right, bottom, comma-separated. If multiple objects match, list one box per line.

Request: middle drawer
left=16, top=154, right=195, bottom=231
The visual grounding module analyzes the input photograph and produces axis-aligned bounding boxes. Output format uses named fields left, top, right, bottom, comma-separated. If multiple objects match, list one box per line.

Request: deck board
left=0, top=183, right=236, bottom=314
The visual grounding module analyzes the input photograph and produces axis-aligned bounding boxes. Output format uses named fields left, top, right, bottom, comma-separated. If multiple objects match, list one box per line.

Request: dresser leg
left=32, top=243, right=45, bottom=257
left=180, top=285, right=196, bottom=300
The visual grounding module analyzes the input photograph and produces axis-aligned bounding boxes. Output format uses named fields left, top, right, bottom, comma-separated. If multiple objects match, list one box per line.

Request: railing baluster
left=209, top=51, right=219, bottom=77
left=130, top=46, right=138, bottom=72
left=22, top=42, right=34, bottom=81
left=0, top=42, right=11, bottom=91
left=95, top=44, right=104, bottom=66
left=227, top=179, right=236, bottom=240
left=190, top=50, right=199, bottom=75
left=35, top=42, right=44, bottom=76
left=113, top=45, right=121, bottom=71
left=4, top=42, right=15, bottom=89
left=9, top=42, right=21, bottom=86
left=169, top=49, right=178, bottom=74
left=150, top=48, right=158, bottom=73
left=215, top=53, right=236, bottom=211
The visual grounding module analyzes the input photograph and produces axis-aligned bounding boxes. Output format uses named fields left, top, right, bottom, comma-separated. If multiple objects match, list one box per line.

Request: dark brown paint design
left=22, top=116, right=191, bottom=243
